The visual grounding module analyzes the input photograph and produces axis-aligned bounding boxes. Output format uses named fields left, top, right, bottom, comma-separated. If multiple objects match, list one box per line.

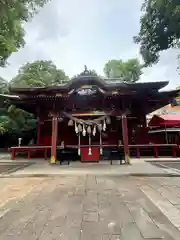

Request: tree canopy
left=104, top=59, right=143, bottom=83
left=0, top=0, right=49, bottom=67
left=0, top=76, right=36, bottom=135
left=0, top=77, right=9, bottom=94
left=0, top=105, right=36, bottom=136
left=10, top=60, right=69, bottom=87
left=134, top=0, right=180, bottom=66
left=0, top=60, right=69, bottom=139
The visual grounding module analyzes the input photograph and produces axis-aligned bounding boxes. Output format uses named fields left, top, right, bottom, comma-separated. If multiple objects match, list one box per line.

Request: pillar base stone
left=50, top=156, right=56, bottom=164
left=125, top=153, right=131, bottom=164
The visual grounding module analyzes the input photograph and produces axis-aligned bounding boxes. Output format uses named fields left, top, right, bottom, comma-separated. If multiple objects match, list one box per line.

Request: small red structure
left=149, top=115, right=180, bottom=146
left=4, top=71, right=180, bottom=163
left=149, top=115, right=180, bottom=128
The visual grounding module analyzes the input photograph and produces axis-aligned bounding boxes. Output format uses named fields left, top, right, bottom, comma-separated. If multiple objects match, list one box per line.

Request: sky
left=0, top=0, right=179, bottom=89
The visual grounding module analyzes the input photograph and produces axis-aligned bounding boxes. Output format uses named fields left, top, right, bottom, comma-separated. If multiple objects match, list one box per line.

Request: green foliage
left=0, top=0, right=49, bottom=66
left=0, top=115, right=13, bottom=134
left=10, top=60, right=69, bottom=87
left=135, top=0, right=180, bottom=66
left=0, top=104, right=36, bottom=135
left=0, top=60, right=69, bottom=137
left=104, top=59, right=143, bottom=83
left=0, top=77, right=9, bottom=94
left=7, top=105, right=36, bottom=134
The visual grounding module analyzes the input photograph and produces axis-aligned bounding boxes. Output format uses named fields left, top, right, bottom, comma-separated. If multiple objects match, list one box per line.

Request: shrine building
left=4, top=73, right=180, bottom=163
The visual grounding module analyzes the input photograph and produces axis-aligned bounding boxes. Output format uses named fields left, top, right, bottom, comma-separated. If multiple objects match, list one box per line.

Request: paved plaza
left=0, top=173, right=180, bottom=239
left=2, top=158, right=180, bottom=177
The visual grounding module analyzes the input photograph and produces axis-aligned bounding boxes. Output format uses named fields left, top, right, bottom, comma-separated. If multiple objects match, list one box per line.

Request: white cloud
left=0, top=0, right=179, bottom=90
left=140, top=49, right=180, bottom=89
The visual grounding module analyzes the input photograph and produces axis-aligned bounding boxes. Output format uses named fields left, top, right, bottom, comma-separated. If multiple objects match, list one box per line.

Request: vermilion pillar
left=121, top=114, right=130, bottom=164
left=50, top=116, right=58, bottom=164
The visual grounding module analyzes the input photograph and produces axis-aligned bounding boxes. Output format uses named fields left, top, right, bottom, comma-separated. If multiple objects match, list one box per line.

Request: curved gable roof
left=9, top=75, right=169, bottom=95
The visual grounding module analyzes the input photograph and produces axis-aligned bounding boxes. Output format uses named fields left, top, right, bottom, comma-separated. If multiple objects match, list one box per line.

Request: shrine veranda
left=4, top=75, right=180, bottom=163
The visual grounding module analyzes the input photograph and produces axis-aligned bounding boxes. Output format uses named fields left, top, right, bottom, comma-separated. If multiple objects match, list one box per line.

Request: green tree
left=10, top=60, right=69, bottom=87
left=1, top=60, right=69, bottom=137
left=0, top=61, right=69, bottom=137
left=0, top=105, right=36, bottom=135
left=0, top=77, right=9, bottom=94
left=0, top=77, right=36, bottom=135
left=0, top=0, right=49, bottom=67
left=104, top=59, right=142, bottom=83
left=134, top=0, right=180, bottom=66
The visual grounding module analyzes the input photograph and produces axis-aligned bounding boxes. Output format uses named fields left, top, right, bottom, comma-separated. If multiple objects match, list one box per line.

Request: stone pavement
left=0, top=176, right=180, bottom=239
left=3, top=159, right=180, bottom=177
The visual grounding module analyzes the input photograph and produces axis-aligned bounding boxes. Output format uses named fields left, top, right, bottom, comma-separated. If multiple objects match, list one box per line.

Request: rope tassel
left=68, top=119, right=73, bottom=126
left=103, top=120, right=106, bottom=131
left=93, top=125, right=96, bottom=136
left=78, top=124, right=82, bottom=132
left=99, top=129, right=103, bottom=155
left=82, top=124, right=86, bottom=136
left=75, top=122, right=78, bottom=134
left=88, top=134, right=92, bottom=155
left=78, top=132, right=81, bottom=156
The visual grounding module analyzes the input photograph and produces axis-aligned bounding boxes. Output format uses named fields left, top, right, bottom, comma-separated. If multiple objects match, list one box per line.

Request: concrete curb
left=0, top=173, right=180, bottom=178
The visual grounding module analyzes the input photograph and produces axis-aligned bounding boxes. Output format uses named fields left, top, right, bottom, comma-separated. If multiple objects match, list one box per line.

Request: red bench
left=8, top=146, right=52, bottom=160
left=129, top=144, right=178, bottom=158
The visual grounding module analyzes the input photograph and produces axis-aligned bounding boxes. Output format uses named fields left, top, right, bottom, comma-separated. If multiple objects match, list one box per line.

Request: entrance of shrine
left=55, top=114, right=125, bottom=162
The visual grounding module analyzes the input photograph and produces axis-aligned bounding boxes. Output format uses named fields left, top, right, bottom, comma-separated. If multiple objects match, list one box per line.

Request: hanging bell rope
left=88, top=133, right=92, bottom=155
left=78, top=132, right=81, bottom=155
left=99, top=129, right=103, bottom=155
